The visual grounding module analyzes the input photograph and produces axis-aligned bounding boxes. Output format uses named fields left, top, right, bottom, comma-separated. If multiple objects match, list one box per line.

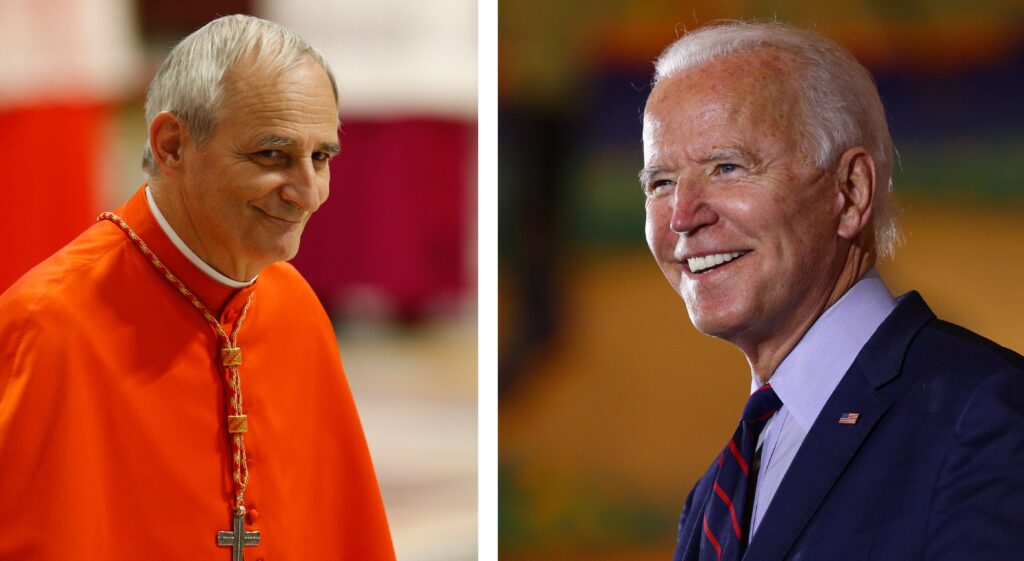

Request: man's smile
left=255, top=206, right=305, bottom=225
left=686, top=250, right=749, bottom=274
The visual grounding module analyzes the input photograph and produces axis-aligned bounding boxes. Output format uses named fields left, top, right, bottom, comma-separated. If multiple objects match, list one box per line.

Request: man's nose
left=281, top=159, right=326, bottom=214
left=669, top=178, right=717, bottom=235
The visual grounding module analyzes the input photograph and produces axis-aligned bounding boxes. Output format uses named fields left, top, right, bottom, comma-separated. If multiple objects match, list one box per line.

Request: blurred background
left=499, top=2, right=1024, bottom=560
left=0, top=1, right=476, bottom=560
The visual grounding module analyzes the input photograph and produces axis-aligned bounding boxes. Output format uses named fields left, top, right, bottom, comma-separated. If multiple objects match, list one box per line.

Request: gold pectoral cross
left=216, top=507, right=260, bottom=561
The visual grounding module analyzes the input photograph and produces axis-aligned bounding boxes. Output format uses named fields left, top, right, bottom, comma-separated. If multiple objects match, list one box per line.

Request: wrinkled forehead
left=219, top=56, right=340, bottom=127
left=642, top=49, right=804, bottom=162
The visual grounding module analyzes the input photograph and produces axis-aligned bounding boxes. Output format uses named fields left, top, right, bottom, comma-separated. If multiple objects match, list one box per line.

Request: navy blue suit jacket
left=674, top=292, right=1024, bottom=560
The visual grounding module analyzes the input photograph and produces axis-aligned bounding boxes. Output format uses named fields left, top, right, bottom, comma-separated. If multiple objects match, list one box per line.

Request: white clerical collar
left=145, top=185, right=256, bottom=288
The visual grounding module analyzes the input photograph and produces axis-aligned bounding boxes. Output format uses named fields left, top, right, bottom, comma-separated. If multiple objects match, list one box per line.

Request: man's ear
left=149, top=112, right=187, bottom=177
left=834, top=146, right=876, bottom=241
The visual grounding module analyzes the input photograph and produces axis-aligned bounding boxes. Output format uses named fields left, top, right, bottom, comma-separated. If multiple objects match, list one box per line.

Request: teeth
left=687, top=251, right=745, bottom=273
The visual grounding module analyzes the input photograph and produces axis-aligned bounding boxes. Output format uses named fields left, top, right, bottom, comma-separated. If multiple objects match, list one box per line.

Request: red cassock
left=0, top=187, right=396, bottom=560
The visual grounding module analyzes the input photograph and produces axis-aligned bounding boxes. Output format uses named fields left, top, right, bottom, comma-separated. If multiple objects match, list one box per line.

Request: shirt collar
left=113, top=185, right=253, bottom=314
left=751, top=269, right=897, bottom=431
left=145, top=184, right=256, bottom=289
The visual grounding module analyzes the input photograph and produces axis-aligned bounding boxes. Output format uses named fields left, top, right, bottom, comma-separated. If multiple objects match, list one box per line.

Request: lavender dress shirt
left=748, top=269, right=896, bottom=538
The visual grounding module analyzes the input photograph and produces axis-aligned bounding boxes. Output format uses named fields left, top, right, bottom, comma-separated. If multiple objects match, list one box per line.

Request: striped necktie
left=698, top=384, right=782, bottom=561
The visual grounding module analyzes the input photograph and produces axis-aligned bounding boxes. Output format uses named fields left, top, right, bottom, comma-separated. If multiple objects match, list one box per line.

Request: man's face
left=641, top=50, right=845, bottom=350
left=178, top=56, right=339, bottom=278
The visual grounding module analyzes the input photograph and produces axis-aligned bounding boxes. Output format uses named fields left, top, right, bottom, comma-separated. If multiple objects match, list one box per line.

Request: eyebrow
left=638, top=166, right=669, bottom=189
left=700, top=147, right=757, bottom=165
left=639, top=147, right=760, bottom=186
left=256, top=135, right=341, bottom=155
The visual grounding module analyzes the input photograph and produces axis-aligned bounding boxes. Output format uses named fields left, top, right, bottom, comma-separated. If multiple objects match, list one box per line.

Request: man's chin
left=690, top=321, right=734, bottom=340
left=685, top=306, right=745, bottom=341
left=249, top=239, right=301, bottom=269
left=272, top=244, right=301, bottom=264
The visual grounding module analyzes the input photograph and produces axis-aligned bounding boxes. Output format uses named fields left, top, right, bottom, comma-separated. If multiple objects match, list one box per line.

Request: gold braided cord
left=98, top=211, right=254, bottom=510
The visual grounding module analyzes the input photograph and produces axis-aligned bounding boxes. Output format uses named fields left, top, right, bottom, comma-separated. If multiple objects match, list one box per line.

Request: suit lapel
left=742, top=292, right=935, bottom=561
left=742, top=364, right=891, bottom=560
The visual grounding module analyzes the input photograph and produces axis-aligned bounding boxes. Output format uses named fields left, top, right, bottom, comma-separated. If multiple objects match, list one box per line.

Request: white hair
left=141, top=14, right=338, bottom=177
left=653, top=21, right=900, bottom=258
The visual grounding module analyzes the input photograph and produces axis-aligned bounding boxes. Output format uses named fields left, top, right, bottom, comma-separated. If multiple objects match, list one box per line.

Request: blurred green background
left=499, top=2, right=1024, bottom=560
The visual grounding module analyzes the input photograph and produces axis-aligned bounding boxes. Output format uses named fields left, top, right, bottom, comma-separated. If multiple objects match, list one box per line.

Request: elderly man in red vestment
left=0, top=15, right=395, bottom=560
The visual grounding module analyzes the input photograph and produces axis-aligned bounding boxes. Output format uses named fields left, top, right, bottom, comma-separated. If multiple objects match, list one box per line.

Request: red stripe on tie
left=713, top=481, right=743, bottom=539
left=728, top=439, right=749, bottom=476
left=703, top=514, right=723, bottom=560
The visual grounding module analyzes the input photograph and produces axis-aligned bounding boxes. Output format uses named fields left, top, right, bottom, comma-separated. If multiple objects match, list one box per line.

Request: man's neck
left=145, top=184, right=255, bottom=288
left=746, top=248, right=876, bottom=382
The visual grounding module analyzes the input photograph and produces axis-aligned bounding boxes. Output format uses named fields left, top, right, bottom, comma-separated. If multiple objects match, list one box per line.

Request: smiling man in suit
left=640, top=21, right=1024, bottom=561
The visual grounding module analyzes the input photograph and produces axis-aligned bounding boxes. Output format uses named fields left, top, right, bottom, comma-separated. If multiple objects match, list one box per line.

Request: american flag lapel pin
left=838, top=412, right=860, bottom=425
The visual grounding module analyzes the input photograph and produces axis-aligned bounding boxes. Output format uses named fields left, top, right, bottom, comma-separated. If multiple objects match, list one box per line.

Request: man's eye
left=312, top=151, right=331, bottom=162
left=647, top=179, right=674, bottom=193
left=716, top=163, right=738, bottom=174
left=257, top=150, right=282, bottom=159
